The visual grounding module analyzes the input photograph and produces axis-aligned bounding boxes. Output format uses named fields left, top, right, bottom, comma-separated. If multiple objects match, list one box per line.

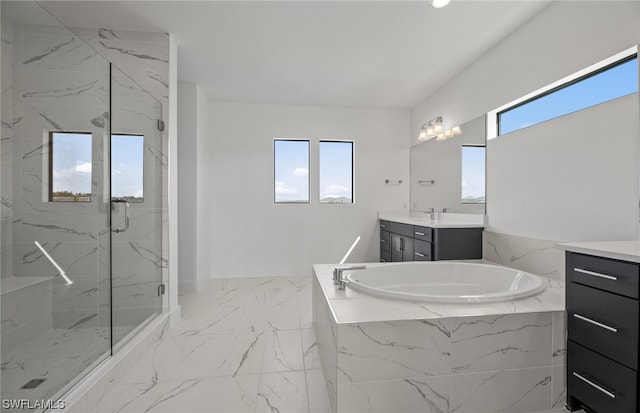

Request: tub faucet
left=333, top=265, right=367, bottom=290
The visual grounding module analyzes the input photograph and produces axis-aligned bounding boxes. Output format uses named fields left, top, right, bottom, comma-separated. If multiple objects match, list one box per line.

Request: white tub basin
left=345, top=261, right=547, bottom=303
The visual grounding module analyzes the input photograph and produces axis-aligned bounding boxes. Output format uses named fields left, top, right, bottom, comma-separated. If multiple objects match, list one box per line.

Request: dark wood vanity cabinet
left=379, top=220, right=482, bottom=262
left=566, top=251, right=640, bottom=413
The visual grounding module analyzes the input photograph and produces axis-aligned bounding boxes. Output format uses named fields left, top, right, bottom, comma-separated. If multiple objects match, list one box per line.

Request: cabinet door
left=402, top=236, right=414, bottom=262
left=391, top=233, right=404, bottom=262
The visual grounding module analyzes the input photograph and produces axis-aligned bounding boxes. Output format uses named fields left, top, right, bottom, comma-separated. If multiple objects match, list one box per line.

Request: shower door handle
left=111, top=199, right=130, bottom=233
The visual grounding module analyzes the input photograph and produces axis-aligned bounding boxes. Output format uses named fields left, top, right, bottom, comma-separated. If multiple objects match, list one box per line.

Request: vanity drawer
left=567, top=282, right=638, bottom=369
left=567, top=252, right=639, bottom=299
left=568, top=341, right=637, bottom=413
left=379, top=220, right=390, bottom=231
left=380, top=230, right=390, bottom=252
left=414, top=240, right=432, bottom=261
left=413, top=226, right=432, bottom=242
left=389, top=222, right=414, bottom=238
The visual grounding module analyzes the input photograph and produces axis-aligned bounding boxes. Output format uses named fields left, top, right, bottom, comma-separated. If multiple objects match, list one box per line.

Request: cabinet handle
left=415, top=231, right=425, bottom=236
left=380, top=224, right=387, bottom=228
left=400, top=238, right=405, bottom=251
left=574, top=268, right=618, bottom=281
left=572, top=372, right=616, bottom=399
left=415, top=252, right=425, bottom=257
left=573, top=313, right=618, bottom=333
left=380, top=239, right=387, bottom=243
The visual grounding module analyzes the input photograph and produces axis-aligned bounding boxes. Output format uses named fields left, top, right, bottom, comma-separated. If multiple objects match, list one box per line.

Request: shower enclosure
left=1, top=1, right=166, bottom=408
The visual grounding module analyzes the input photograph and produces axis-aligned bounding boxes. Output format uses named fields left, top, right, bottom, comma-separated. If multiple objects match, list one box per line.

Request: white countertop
left=557, top=240, right=640, bottom=263
left=313, top=262, right=564, bottom=324
left=378, top=211, right=485, bottom=229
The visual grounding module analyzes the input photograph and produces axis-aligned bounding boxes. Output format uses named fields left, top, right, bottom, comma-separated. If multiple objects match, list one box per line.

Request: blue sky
left=319, top=141, right=353, bottom=201
left=461, top=146, right=485, bottom=201
left=274, top=140, right=309, bottom=202
left=500, top=58, right=638, bottom=134
left=111, top=135, right=144, bottom=199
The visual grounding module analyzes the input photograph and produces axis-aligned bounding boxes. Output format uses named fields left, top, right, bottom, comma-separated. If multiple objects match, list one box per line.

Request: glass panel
left=319, top=141, right=354, bottom=204
left=498, top=57, right=638, bottom=135
left=461, top=146, right=486, bottom=204
left=110, top=65, right=163, bottom=347
left=111, top=134, right=144, bottom=202
left=1, top=0, right=111, bottom=405
left=50, top=132, right=93, bottom=202
left=274, top=140, right=310, bottom=203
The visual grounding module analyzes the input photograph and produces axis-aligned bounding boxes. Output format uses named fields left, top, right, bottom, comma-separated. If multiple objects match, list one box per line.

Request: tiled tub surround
left=483, top=231, right=566, bottom=281
left=313, top=263, right=566, bottom=412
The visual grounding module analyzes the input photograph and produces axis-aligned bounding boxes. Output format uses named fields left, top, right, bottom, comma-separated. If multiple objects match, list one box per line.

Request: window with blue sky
left=319, top=141, right=353, bottom=204
left=111, top=134, right=144, bottom=202
left=50, top=132, right=92, bottom=202
left=461, top=145, right=485, bottom=204
left=274, top=139, right=309, bottom=203
left=498, top=56, right=638, bottom=136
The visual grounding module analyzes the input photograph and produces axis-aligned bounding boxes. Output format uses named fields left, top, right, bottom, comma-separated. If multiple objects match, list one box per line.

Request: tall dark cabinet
left=565, top=251, right=640, bottom=413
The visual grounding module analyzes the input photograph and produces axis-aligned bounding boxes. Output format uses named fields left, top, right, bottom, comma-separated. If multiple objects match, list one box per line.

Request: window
left=461, top=145, right=485, bottom=204
left=49, top=132, right=92, bottom=202
left=274, top=139, right=309, bottom=203
left=319, top=141, right=353, bottom=204
left=495, top=51, right=638, bottom=137
left=111, top=134, right=144, bottom=202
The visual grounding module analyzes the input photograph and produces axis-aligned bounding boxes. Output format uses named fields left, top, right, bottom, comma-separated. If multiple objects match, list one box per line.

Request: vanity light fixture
left=430, top=0, right=451, bottom=9
left=418, top=116, right=461, bottom=141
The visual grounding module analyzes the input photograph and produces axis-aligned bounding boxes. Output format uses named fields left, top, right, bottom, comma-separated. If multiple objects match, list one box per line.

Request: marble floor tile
left=301, top=328, right=321, bottom=370
left=306, top=369, right=331, bottom=413
left=256, top=371, right=309, bottom=413
left=262, top=329, right=304, bottom=373
left=94, top=375, right=260, bottom=413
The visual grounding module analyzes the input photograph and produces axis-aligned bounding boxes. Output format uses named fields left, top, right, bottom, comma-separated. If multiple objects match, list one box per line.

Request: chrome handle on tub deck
left=574, top=268, right=618, bottom=281
left=573, top=313, right=618, bottom=333
left=333, top=265, right=367, bottom=290
left=572, top=372, right=616, bottom=399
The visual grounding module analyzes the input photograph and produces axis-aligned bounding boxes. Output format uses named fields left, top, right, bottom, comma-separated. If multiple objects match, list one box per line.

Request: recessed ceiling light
left=431, top=0, right=451, bottom=9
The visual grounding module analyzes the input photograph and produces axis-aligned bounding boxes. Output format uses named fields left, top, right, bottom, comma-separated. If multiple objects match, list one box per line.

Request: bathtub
left=344, top=261, right=547, bottom=303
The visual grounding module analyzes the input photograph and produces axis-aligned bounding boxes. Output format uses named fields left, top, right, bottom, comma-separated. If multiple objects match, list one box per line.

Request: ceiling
left=40, top=1, right=551, bottom=109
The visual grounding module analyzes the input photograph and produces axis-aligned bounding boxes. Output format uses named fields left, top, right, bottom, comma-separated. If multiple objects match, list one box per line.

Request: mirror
left=410, top=115, right=486, bottom=214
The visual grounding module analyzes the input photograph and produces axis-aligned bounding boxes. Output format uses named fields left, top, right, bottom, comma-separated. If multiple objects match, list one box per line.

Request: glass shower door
left=109, top=64, right=164, bottom=347
left=1, top=1, right=112, bottom=406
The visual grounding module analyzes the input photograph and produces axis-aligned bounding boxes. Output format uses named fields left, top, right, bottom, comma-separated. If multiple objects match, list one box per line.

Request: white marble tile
left=509, top=234, right=565, bottom=281
left=552, top=365, right=566, bottom=409
left=171, top=304, right=271, bottom=336
left=299, top=303, right=313, bottom=329
left=22, top=31, right=97, bottom=72
left=1, top=277, right=52, bottom=333
left=483, top=231, right=509, bottom=265
left=552, top=311, right=566, bottom=366
left=267, top=305, right=302, bottom=330
left=451, top=367, right=553, bottom=413
left=451, top=313, right=552, bottom=373
left=21, top=68, right=98, bottom=107
left=121, top=332, right=266, bottom=384
left=262, top=329, right=304, bottom=373
left=338, top=377, right=450, bottom=413
left=337, top=319, right=451, bottom=383
left=306, top=369, right=331, bottom=413
left=95, top=375, right=259, bottom=413
left=302, top=328, right=322, bottom=370
left=329, top=298, right=397, bottom=323
left=256, top=371, right=309, bottom=413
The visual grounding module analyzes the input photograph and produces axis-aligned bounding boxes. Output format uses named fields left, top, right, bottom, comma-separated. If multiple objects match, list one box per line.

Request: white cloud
left=275, top=181, right=299, bottom=195
left=293, top=167, right=308, bottom=177
left=321, top=184, right=351, bottom=199
left=74, top=161, right=92, bottom=174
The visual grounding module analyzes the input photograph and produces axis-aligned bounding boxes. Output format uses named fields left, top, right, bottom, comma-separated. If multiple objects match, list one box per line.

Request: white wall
left=206, top=102, right=409, bottom=278
left=195, top=86, right=211, bottom=283
left=177, top=83, right=197, bottom=293
left=411, top=1, right=640, bottom=244
left=488, top=93, right=639, bottom=241
left=411, top=1, right=640, bottom=138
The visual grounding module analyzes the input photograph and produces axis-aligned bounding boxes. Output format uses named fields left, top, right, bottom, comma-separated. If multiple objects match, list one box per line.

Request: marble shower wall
left=483, top=231, right=566, bottom=281
left=4, top=20, right=169, bottom=332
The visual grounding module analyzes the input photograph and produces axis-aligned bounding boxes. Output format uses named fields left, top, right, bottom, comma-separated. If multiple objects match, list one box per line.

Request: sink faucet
left=333, top=265, right=367, bottom=290
left=425, top=208, right=435, bottom=220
